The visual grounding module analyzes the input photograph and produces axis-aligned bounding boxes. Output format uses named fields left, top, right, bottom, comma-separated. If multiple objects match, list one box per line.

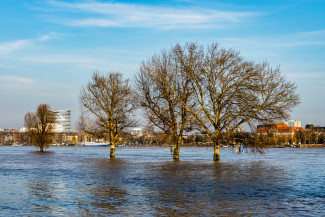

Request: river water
left=0, top=146, right=324, bottom=216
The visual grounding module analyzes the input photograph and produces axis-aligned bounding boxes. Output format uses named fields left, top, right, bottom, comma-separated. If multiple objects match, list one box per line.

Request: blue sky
left=0, top=0, right=325, bottom=129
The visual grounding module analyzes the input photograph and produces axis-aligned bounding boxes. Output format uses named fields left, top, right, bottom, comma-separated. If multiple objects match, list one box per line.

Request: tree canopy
left=135, top=51, right=196, bottom=159
left=136, top=42, right=300, bottom=160
left=79, top=71, right=136, bottom=158
left=24, top=104, right=56, bottom=152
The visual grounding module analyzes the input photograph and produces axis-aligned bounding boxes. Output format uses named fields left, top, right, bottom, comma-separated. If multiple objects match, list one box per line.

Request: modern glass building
left=285, top=120, right=301, bottom=128
left=53, top=109, right=71, bottom=132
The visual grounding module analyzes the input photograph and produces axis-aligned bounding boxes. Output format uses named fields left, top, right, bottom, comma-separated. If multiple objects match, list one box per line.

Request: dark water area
left=0, top=146, right=324, bottom=216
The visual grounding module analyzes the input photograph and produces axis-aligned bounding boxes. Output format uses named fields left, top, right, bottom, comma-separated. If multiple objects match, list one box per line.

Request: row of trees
left=0, top=130, right=78, bottom=146
left=24, top=42, right=300, bottom=160
left=258, top=130, right=325, bottom=146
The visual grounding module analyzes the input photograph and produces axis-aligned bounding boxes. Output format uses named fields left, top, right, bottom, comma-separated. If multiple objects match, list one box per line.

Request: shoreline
left=1, top=143, right=325, bottom=148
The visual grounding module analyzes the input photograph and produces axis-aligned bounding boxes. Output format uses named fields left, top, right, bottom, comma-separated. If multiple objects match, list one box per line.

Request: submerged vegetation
left=24, top=104, right=56, bottom=152
left=135, top=42, right=300, bottom=160
left=20, top=42, right=300, bottom=160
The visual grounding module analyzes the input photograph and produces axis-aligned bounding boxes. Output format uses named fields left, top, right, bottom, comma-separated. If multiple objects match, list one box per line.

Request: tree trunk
left=173, top=136, right=182, bottom=160
left=40, top=145, right=44, bottom=152
left=110, top=142, right=115, bottom=158
left=213, top=140, right=220, bottom=161
left=173, top=143, right=180, bottom=160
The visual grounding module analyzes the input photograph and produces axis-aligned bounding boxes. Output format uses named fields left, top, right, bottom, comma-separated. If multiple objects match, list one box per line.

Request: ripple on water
left=0, top=146, right=324, bottom=216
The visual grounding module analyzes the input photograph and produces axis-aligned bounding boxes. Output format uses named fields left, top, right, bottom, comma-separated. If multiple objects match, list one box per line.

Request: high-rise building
left=53, top=109, right=71, bottom=132
left=285, top=120, right=301, bottom=128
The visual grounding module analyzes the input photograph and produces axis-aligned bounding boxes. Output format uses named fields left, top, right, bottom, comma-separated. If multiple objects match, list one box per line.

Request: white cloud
left=286, top=72, right=325, bottom=79
left=0, top=32, right=62, bottom=54
left=247, top=29, right=325, bottom=48
left=218, top=29, right=325, bottom=51
left=39, top=32, right=64, bottom=41
left=45, top=1, right=258, bottom=29
left=296, top=29, right=325, bottom=37
left=18, top=52, right=138, bottom=74
left=21, top=54, right=100, bottom=64
left=282, top=30, right=325, bottom=47
left=0, top=40, right=31, bottom=53
left=0, top=76, right=35, bottom=84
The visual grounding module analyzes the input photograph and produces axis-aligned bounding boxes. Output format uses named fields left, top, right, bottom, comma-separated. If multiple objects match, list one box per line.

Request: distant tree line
left=0, top=130, right=79, bottom=147
left=257, top=130, right=325, bottom=146
left=0, top=128, right=210, bottom=147
left=4, top=128, right=325, bottom=149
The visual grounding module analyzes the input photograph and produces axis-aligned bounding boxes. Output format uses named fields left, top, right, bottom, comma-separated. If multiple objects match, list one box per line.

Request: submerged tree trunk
left=213, top=140, right=220, bottom=161
left=173, top=136, right=182, bottom=160
left=110, top=143, right=115, bottom=158
left=173, top=145, right=180, bottom=160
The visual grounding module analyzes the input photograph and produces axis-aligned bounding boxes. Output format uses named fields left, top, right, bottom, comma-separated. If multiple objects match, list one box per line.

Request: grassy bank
left=300, top=144, right=325, bottom=148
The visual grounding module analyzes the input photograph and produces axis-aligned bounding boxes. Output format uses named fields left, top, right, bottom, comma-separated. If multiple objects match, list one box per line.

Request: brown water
left=0, top=146, right=324, bottom=216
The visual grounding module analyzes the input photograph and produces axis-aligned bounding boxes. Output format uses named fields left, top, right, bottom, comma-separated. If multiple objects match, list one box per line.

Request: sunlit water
left=0, top=146, right=324, bottom=216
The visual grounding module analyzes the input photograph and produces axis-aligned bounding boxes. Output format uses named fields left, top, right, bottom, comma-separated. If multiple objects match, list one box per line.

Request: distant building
left=305, top=123, right=314, bottom=129
left=52, top=109, right=71, bottom=132
left=257, top=123, right=304, bottom=137
left=20, top=127, right=27, bottom=132
left=285, top=120, right=301, bottom=128
left=130, top=128, right=142, bottom=137
left=3, top=129, right=18, bottom=133
left=305, top=123, right=325, bottom=132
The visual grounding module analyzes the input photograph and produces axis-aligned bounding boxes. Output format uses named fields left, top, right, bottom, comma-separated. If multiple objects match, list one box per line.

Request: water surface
left=0, top=146, right=324, bottom=216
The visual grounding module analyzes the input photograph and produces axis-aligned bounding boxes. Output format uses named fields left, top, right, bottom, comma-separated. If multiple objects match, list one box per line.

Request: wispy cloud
left=45, top=1, right=258, bottom=29
left=20, top=54, right=103, bottom=65
left=219, top=29, right=325, bottom=51
left=0, top=32, right=63, bottom=54
left=38, top=32, right=64, bottom=41
left=282, top=30, right=325, bottom=47
left=286, top=72, right=325, bottom=79
left=18, top=52, right=138, bottom=73
left=252, top=29, right=325, bottom=48
left=0, top=40, right=30, bottom=53
left=0, top=76, right=35, bottom=84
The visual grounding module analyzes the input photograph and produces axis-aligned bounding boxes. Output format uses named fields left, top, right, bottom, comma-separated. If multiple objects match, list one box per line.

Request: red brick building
left=257, top=123, right=304, bottom=137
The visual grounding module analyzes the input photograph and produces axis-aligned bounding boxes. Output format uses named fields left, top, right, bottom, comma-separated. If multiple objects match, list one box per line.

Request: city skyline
left=1, top=0, right=325, bottom=129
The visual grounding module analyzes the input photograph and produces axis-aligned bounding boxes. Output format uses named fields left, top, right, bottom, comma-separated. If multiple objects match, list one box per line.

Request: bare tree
left=79, top=72, right=136, bottom=158
left=142, top=126, right=155, bottom=146
left=160, top=42, right=300, bottom=161
left=135, top=51, right=197, bottom=159
left=24, top=104, right=56, bottom=152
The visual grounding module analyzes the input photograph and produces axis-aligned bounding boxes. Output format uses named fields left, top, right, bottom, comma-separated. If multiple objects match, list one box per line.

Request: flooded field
left=0, top=146, right=324, bottom=216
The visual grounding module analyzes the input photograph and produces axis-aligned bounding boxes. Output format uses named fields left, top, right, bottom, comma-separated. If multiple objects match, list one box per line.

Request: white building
left=285, top=120, right=301, bottom=128
left=19, top=127, right=27, bottom=132
left=52, top=109, right=71, bottom=132
left=130, top=128, right=142, bottom=136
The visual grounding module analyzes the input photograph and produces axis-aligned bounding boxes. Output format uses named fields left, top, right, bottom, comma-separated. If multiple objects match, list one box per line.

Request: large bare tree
left=24, top=104, right=56, bottom=152
left=135, top=51, right=196, bottom=159
left=157, top=42, right=300, bottom=161
left=79, top=72, right=136, bottom=158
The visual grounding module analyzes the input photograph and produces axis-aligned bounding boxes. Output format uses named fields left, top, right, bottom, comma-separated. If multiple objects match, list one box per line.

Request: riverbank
left=300, top=143, right=325, bottom=148
left=267, top=144, right=325, bottom=148
left=2, top=142, right=325, bottom=148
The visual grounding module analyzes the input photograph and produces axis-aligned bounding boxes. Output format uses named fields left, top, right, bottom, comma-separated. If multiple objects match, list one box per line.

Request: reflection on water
left=0, top=146, right=324, bottom=216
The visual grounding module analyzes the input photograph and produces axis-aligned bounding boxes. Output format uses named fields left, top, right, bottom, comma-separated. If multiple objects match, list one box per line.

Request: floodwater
left=0, top=146, right=324, bottom=216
